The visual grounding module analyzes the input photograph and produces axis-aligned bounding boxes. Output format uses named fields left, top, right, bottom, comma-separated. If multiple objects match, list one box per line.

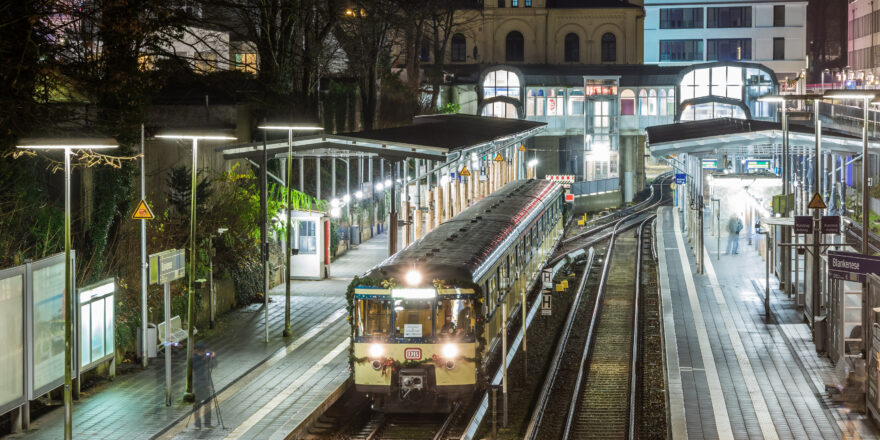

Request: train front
left=351, top=274, right=478, bottom=413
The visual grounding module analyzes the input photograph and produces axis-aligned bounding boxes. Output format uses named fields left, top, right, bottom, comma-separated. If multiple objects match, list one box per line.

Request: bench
left=157, top=316, right=190, bottom=349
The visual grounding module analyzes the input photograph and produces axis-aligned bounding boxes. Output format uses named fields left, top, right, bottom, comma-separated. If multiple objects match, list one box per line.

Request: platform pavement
left=4, top=234, right=389, bottom=440
left=657, top=206, right=879, bottom=440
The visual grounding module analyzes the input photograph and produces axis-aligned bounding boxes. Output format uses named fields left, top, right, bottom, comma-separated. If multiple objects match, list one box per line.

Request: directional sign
left=519, top=144, right=526, bottom=152
left=541, top=294, right=552, bottom=316
left=701, top=159, right=718, bottom=169
left=131, top=199, right=155, bottom=220
left=828, top=250, right=880, bottom=283
left=808, top=192, right=827, bottom=210
left=675, top=173, right=686, bottom=184
left=794, top=216, right=813, bottom=234
left=459, top=165, right=471, bottom=177
left=821, top=215, right=841, bottom=234
left=494, top=153, right=504, bottom=162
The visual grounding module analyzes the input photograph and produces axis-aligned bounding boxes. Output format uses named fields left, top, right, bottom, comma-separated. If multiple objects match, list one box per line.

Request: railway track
left=341, top=401, right=463, bottom=440
left=524, top=214, right=655, bottom=440
left=563, top=215, right=654, bottom=440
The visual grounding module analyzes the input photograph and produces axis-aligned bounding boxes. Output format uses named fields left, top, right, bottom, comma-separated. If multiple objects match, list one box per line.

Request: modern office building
left=644, top=1, right=807, bottom=80
left=848, top=0, right=880, bottom=78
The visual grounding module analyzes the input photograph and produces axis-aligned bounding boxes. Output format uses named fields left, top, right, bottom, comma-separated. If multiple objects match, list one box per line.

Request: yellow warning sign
left=519, top=144, right=526, bottom=152
left=132, top=199, right=155, bottom=220
left=808, top=192, right=827, bottom=210
left=494, top=153, right=504, bottom=162
left=459, top=165, right=471, bottom=177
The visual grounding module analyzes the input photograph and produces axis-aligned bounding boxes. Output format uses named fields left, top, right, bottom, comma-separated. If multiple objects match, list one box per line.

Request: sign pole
left=184, top=138, right=197, bottom=402
left=141, top=125, right=148, bottom=368
left=63, top=147, right=73, bottom=440
left=813, top=113, right=822, bottom=331
left=164, top=281, right=172, bottom=406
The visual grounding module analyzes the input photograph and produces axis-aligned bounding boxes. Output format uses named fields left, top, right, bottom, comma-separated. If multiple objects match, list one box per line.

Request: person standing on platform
left=725, top=214, right=743, bottom=255
left=191, top=342, right=216, bottom=429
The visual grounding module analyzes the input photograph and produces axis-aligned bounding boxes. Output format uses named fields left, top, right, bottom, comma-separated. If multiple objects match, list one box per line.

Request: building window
left=506, top=31, right=524, bottom=62
left=773, top=5, right=785, bottom=27
left=512, top=0, right=518, bottom=6
left=451, top=34, right=466, bottom=62
left=648, top=89, right=658, bottom=115
left=660, top=8, right=703, bottom=29
left=659, top=40, right=703, bottom=61
left=527, top=89, right=546, bottom=116
left=234, top=53, right=257, bottom=74
left=620, top=89, right=635, bottom=115
left=639, top=89, right=649, bottom=116
left=659, top=90, right=668, bottom=116
left=593, top=101, right=610, bottom=130
left=601, top=33, right=616, bottom=63
left=548, top=89, right=565, bottom=116
left=482, top=101, right=518, bottom=118
left=525, top=0, right=531, bottom=6
left=773, top=38, right=785, bottom=60
left=707, top=7, right=752, bottom=28
left=419, top=39, right=431, bottom=62
left=483, top=69, right=521, bottom=98
left=568, top=88, right=585, bottom=115
left=498, top=0, right=504, bottom=7
left=564, top=33, right=579, bottom=62
left=707, top=38, right=751, bottom=61
left=666, top=88, right=676, bottom=116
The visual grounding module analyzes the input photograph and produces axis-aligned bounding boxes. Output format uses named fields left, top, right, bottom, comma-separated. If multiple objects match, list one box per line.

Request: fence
left=569, top=178, right=619, bottom=196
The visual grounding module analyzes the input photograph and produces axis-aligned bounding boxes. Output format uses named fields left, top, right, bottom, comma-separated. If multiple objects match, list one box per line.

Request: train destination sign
left=828, top=250, right=880, bottom=283
left=794, top=216, right=813, bottom=234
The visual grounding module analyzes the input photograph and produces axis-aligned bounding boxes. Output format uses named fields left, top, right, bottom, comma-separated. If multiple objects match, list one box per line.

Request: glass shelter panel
left=0, top=272, right=24, bottom=411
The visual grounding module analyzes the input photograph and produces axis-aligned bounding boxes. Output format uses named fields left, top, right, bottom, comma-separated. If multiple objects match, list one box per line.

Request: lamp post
left=824, top=89, right=879, bottom=357
left=17, top=137, right=118, bottom=440
left=258, top=124, right=323, bottom=338
left=155, top=132, right=236, bottom=401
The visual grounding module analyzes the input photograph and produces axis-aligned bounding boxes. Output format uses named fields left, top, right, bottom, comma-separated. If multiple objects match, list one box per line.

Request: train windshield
left=436, top=298, right=475, bottom=338
left=393, top=299, right=433, bottom=339
left=355, top=299, right=392, bottom=338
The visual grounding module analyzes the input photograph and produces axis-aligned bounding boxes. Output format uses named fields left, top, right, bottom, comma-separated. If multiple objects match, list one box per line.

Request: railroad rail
left=345, top=402, right=462, bottom=440
left=561, top=215, right=654, bottom=440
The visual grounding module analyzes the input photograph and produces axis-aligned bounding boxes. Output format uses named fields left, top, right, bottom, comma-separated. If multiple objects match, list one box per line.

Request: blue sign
left=675, top=173, right=686, bottom=184
left=828, top=250, right=880, bottom=283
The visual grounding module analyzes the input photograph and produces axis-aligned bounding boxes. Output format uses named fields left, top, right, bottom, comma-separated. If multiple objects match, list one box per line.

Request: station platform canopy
left=645, top=118, right=870, bottom=157
left=217, top=114, right=546, bottom=163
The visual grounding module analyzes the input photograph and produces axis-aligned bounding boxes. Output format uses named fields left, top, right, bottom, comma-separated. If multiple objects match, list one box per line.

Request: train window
left=355, top=299, right=392, bottom=338
left=436, top=298, right=475, bottom=337
left=393, top=299, right=433, bottom=339
left=488, top=276, right=498, bottom=308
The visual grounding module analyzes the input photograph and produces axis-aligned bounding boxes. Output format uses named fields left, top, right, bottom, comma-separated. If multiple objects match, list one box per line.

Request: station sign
left=149, top=249, right=186, bottom=285
left=746, top=159, right=771, bottom=171
left=794, top=216, right=813, bottom=234
left=675, top=173, right=686, bottom=184
left=701, top=159, right=719, bottom=170
left=821, top=216, right=841, bottom=234
left=828, top=250, right=880, bottom=283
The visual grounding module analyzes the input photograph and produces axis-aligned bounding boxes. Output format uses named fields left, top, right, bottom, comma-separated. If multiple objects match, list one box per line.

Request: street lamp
left=824, top=89, right=879, bottom=357
left=155, top=132, right=236, bottom=402
left=17, top=136, right=118, bottom=440
left=258, top=124, right=323, bottom=338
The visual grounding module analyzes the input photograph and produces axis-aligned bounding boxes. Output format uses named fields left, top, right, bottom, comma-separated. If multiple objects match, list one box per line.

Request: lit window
left=483, top=70, right=521, bottom=98
left=547, top=89, right=565, bottom=116
left=639, top=89, right=649, bottom=116
left=659, top=90, right=667, bottom=116
left=568, top=88, right=585, bottom=115
left=648, top=89, right=657, bottom=115
left=235, top=53, right=258, bottom=74
left=620, top=89, right=635, bottom=115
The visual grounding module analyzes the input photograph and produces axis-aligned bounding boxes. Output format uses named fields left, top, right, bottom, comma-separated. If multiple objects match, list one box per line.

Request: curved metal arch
left=479, top=96, right=525, bottom=120
left=676, top=96, right=753, bottom=122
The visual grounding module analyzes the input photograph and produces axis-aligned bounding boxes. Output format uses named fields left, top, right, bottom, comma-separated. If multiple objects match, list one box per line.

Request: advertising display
left=78, top=280, right=115, bottom=371
left=28, top=252, right=71, bottom=398
left=0, top=267, right=25, bottom=414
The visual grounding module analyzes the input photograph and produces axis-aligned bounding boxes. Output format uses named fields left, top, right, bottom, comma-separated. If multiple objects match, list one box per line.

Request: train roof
left=363, top=179, right=561, bottom=283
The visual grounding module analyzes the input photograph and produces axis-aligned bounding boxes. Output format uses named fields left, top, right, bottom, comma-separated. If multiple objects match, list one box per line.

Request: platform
left=6, top=235, right=388, bottom=440
left=657, top=206, right=878, bottom=439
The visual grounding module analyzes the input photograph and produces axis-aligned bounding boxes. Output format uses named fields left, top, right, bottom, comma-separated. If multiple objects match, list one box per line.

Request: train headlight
left=441, top=343, right=458, bottom=359
left=368, top=344, right=384, bottom=359
left=405, top=270, right=422, bottom=286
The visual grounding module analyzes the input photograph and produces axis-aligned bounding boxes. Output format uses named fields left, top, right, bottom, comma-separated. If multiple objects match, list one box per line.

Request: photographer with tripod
left=191, top=342, right=222, bottom=430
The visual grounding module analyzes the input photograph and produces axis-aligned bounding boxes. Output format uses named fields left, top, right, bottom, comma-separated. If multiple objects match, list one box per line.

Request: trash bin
left=351, top=226, right=361, bottom=245
left=146, top=324, right=158, bottom=358
left=814, top=315, right=827, bottom=354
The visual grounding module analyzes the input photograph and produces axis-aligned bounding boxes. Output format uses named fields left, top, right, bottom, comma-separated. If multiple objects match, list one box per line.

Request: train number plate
left=404, top=348, right=422, bottom=360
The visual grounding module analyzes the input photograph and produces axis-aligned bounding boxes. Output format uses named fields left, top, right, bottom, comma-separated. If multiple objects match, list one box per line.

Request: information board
left=28, top=252, right=72, bottom=398
left=794, top=216, right=813, bottom=234
left=746, top=159, right=771, bottom=171
left=149, top=249, right=185, bottom=285
left=701, top=159, right=718, bottom=169
left=0, top=266, right=25, bottom=414
left=675, top=173, right=686, bottom=184
left=828, top=250, right=880, bottom=283
left=821, top=216, right=841, bottom=234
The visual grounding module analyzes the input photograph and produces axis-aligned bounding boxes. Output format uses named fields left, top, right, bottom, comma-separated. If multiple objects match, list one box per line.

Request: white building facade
left=643, top=0, right=807, bottom=80
left=848, top=0, right=879, bottom=77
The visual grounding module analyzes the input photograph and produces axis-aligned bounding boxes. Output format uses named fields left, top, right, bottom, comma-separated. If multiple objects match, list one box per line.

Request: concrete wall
left=573, top=190, right=623, bottom=214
